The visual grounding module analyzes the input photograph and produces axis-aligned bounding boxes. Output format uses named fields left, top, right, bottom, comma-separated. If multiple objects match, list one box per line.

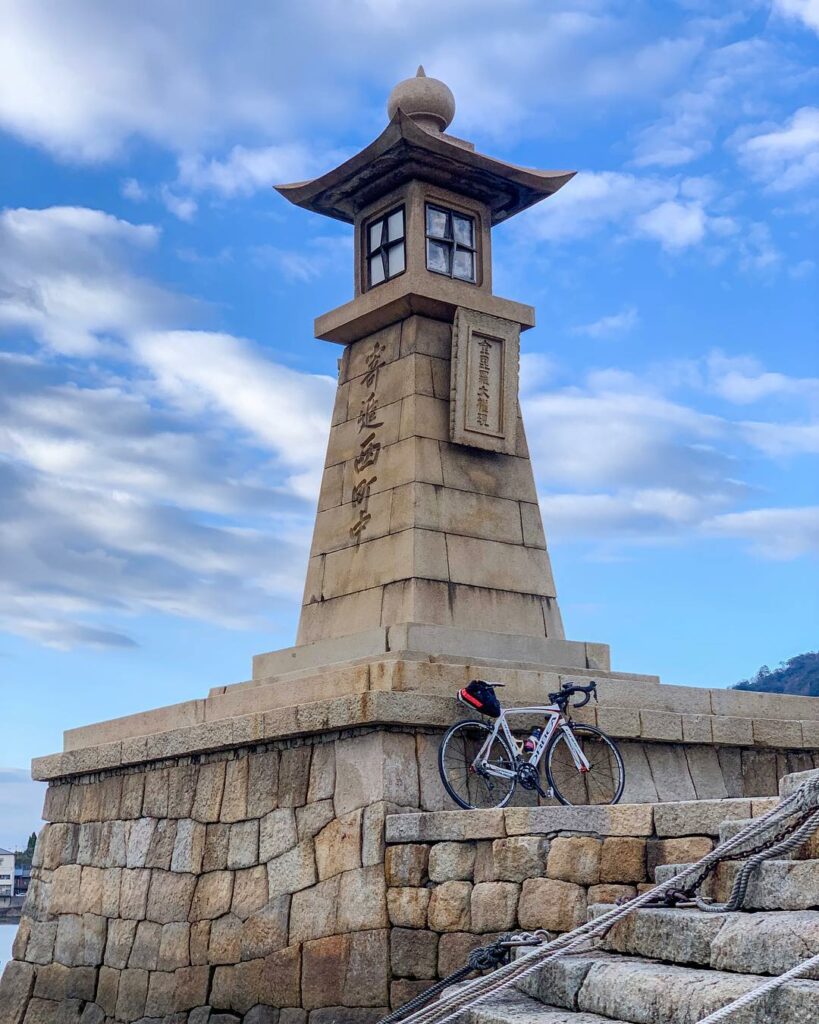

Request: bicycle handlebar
left=548, top=681, right=598, bottom=709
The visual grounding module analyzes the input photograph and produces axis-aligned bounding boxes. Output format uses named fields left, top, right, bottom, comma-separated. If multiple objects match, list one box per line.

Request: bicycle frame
left=473, top=705, right=591, bottom=782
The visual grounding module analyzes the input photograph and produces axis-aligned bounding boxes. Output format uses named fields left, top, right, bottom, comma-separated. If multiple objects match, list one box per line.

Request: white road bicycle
left=438, top=680, right=626, bottom=809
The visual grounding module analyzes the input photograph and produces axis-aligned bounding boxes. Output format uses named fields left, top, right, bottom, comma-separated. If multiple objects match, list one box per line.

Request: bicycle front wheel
left=438, top=720, right=518, bottom=810
left=545, top=723, right=625, bottom=806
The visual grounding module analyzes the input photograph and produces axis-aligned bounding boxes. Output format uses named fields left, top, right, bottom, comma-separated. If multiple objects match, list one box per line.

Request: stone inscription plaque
left=450, top=308, right=520, bottom=454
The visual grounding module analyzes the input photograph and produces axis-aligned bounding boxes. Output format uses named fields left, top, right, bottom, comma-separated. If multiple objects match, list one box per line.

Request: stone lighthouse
left=262, top=66, right=611, bottom=679
left=4, top=69, right=816, bottom=1024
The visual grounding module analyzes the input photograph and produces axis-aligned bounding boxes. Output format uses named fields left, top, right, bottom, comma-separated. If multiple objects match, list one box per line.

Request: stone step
left=463, top=987, right=630, bottom=1024
left=653, top=857, right=819, bottom=910
left=588, top=904, right=819, bottom=975
left=515, top=950, right=819, bottom=1023
left=719, top=817, right=819, bottom=860
left=780, top=767, right=819, bottom=798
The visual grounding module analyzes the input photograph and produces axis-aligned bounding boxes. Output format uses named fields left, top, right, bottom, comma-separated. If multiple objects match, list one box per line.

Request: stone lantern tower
left=6, top=69, right=819, bottom=1024
left=260, top=67, right=611, bottom=679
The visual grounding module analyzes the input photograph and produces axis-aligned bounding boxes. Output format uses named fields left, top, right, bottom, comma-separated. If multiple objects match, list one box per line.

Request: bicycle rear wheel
left=545, top=723, right=625, bottom=806
left=438, top=720, right=518, bottom=810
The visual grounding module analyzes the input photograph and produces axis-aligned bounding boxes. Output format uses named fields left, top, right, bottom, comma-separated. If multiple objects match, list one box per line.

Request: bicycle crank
left=517, top=762, right=548, bottom=797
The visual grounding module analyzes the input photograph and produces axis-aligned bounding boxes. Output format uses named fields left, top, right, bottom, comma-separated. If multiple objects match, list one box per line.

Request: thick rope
left=696, top=806, right=819, bottom=912
left=694, top=951, right=819, bottom=1023
left=381, top=773, right=819, bottom=1024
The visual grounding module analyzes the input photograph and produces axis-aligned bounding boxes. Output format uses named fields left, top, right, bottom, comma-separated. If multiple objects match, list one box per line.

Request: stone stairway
left=462, top=770, right=819, bottom=1024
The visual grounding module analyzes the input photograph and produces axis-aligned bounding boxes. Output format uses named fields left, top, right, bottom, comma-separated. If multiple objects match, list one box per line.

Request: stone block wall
left=2, top=727, right=425, bottom=1024
left=3, top=722, right=819, bottom=1024
left=382, top=795, right=792, bottom=1004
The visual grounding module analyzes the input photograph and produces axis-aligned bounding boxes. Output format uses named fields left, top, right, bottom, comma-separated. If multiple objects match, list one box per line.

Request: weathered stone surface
left=427, top=881, right=472, bottom=932
left=142, top=768, right=169, bottom=819
left=157, top=921, right=190, bottom=971
left=346, top=929, right=390, bottom=1007
left=490, top=836, right=547, bottom=882
left=599, top=837, right=646, bottom=884
left=290, top=876, right=340, bottom=944
left=647, top=837, right=713, bottom=876
left=172, top=819, right=206, bottom=874
left=54, top=914, right=107, bottom=968
left=192, top=762, right=226, bottom=823
left=227, top=819, right=259, bottom=870
left=390, top=928, right=438, bottom=979
left=315, top=809, right=363, bottom=879
left=387, top=887, right=430, bottom=928
left=23, top=921, right=58, bottom=966
left=308, top=741, right=336, bottom=803
left=385, top=845, right=428, bottom=887
left=0, top=960, right=35, bottom=1024
left=296, top=799, right=336, bottom=841
left=278, top=746, right=312, bottom=808
left=518, top=878, right=586, bottom=933
left=428, top=842, right=475, bottom=882
left=504, top=804, right=653, bottom=838
left=126, top=818, right=157, bottom=869
left=104, top=918, right=137, bottom=969
left=144, top=970, right=176, bottom=1016
left=119, top=868, right=150, bottom=920
left=247, top=750, right=279, bottom=818
left=167, top=764, right=198, bottom=819
left=128, top=920, right=162, bottom=970
left=653, top=799, right=750, bottom=838
left=145, top=818, right=177, bottom=870
left=267, top=841, right=316, bottom=899
left=547, top=837, right=601, bottom=885
left=209, top=913, right=243, bottom=964
left=302, top=934, right=350, bottom=1010
left=221, top=757, right=249, bottom=823
left=437, top=932, right=484, bottom=977
left=173, top=964, right=211, bottom=1011
left=231, top=865, right=269, bottom=921
left=115, top=967, right=149, bottom=1022
left=146, top=870, right=197, bottom=924
left=337, top=864, right=389, bottom=933
left=202, top=822, right=231, bottom=872
left=470, top=882, right=519, bottom=932
left=190, top=871, right=234, bottom=921
left=241, top=895, right=290, bottom=959
left=259, top=807, right=299, bottom=864
left=120, top=775, right=145, bottom=819
left=587, top=883, right=636, bottom=904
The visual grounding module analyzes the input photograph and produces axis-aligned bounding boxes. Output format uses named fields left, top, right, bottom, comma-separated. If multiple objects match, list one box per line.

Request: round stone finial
left=387, top=65, right=455, bottom=133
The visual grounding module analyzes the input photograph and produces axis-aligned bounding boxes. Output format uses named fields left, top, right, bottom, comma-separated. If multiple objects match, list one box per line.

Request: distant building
left=14, top=861, right=31, bottom=896
left=0, top=849, right=14, bottom=898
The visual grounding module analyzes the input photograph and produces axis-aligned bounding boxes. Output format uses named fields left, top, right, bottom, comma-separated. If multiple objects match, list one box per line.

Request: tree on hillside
left=733, top=652, right=819, bottom=697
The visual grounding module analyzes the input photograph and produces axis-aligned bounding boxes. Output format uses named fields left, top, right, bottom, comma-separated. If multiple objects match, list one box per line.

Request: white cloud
left=0, top=206, right=189, bottom=355
left=133, top=330, right=335, bottom=480
left=737, top=106, right=819, bottom=191
left=635, top=200, right=708, bottom=249
left=159, top=187, right=198, bottom=222
left=520, top=170, right=737, bottom=253
left=703, top=351, right=819, bottom=404
left=572, top=307, right=640, bottom=338
left=705, top=506, right=819, bottom=558
left=177, top=144, right=319, bottom=198
left=773, top=0, right=819, bottom=33
left=0, top=2, right=703, bottom=166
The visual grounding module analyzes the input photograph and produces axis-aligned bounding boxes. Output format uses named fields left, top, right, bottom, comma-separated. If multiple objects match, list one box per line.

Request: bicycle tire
left=545, top=723, right=625, bottom=806
left=438, top=719, right=518, bottom=810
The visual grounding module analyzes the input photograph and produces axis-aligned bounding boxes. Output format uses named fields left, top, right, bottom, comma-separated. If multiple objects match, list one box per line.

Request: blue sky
left=0, top=0, right=818, bottom=848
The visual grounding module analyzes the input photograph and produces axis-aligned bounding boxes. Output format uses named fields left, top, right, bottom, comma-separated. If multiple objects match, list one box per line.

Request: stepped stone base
left=4, top=644, right=819, bottom=1023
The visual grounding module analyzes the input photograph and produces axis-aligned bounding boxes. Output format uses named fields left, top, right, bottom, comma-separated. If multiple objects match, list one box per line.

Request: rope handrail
left=379, top=773, right=819, bottom=1024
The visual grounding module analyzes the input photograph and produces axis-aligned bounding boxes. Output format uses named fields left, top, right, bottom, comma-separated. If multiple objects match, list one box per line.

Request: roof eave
left=275, top=110, right=575, bottom=225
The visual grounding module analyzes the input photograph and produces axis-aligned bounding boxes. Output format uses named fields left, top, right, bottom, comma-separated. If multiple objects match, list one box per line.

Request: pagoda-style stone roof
left=275, top=109, right=574, bottom=225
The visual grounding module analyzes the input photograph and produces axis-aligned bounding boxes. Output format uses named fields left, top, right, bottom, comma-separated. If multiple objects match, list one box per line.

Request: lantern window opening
left=365, top=205, right=406, bottom=289
left=425, top=203, right=477, bottom=283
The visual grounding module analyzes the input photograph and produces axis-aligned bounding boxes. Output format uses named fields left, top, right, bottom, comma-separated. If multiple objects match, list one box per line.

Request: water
left=1, top=924, right=16, bottom=970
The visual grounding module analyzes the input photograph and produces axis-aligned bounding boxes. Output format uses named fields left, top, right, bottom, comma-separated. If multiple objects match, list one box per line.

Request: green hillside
left=733, top=652, right=819, bottom=697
